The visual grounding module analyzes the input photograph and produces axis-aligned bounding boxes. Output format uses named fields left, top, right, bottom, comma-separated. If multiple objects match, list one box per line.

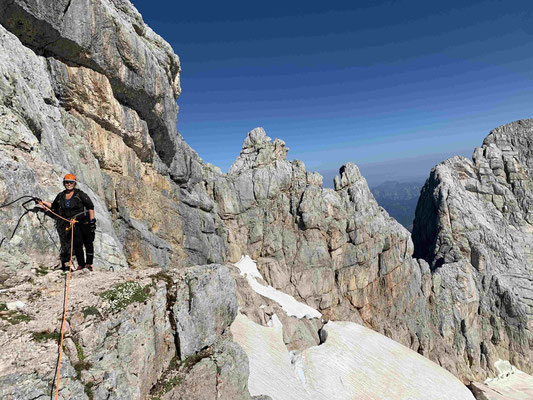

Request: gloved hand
left=32, top=197, right=41, bottom=203
left=89, top=218, right=97, bottom=233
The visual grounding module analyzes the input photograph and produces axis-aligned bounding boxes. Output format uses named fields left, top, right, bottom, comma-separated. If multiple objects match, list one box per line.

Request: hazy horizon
left=133, top=0, right=533, bottom=184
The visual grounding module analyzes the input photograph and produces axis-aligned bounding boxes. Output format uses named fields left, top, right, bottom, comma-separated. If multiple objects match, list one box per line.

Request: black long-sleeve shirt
left=51, top=189, right=94, bottom=221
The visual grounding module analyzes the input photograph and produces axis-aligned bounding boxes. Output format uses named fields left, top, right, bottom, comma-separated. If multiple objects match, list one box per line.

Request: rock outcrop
left=412, top=120, right=533, bottom=378
left=204, top=128, right=432, bottom=355
left=0, top=1, right=239, bottom=398
left=0, top=264, right=252, bottom=400
left=469, top=360, right=533, bottom=400
left=230, top=257, right=476, bottom=400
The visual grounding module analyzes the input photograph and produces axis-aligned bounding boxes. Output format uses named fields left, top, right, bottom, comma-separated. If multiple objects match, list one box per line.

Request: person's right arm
left=39, top=194, right=60, bottom=210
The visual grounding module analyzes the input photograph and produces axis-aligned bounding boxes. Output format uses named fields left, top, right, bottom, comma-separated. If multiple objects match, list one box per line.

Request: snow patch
left=231, top=314, right=476, bottom=400
left=477, top=360, right=533, bottom=399
left=485, top=359, right=517, bottom=383
left=234, top=255, right=321, bottom=319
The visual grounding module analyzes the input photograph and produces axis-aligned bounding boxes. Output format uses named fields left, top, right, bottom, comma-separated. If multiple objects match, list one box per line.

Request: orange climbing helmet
left=63, top=173, right=76, bottom=183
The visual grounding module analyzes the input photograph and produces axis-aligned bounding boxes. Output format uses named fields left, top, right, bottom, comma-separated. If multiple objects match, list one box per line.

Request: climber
left=38, top=174, right=96, bottom=271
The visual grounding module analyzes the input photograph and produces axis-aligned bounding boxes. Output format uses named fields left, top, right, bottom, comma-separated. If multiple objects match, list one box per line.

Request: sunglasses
left=63, top=181, right=75, bottom=185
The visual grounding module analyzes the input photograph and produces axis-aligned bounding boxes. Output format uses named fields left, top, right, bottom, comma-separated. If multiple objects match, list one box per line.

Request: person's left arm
left=79, top=191, right=95, bottom=221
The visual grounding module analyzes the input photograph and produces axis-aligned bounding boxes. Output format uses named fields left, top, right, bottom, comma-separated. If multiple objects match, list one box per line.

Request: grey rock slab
left=173, top=264, right=238, bottom=360
left=0, top=0, right=182, bottom=165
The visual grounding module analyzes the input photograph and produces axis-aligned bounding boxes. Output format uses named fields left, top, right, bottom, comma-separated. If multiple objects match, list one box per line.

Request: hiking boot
left=57, top=262, right=69, bottom=271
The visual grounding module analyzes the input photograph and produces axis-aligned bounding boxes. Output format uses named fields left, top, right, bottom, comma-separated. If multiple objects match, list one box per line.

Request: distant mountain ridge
left=371, top=180, right=423, bottom=231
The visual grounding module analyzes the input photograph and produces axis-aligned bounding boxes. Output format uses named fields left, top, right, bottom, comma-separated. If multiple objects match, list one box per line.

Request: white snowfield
left=474, top=360, right=533, bottom=399
left=231, top=256, right=476, bottom=400
left=234, top=255, right=321, bottom=319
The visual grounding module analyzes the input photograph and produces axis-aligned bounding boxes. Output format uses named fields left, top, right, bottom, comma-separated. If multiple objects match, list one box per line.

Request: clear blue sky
left=132, top=0, right=533, bottom=186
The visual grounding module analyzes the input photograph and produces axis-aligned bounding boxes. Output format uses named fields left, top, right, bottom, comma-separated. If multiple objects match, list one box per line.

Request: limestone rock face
left=412, top=120, right=533, bottom=379
left=206, top=127, right=432, bottom=358
left=0, top=0, right=182, bottom=167
left=1, top=0, right=532, bottom=395
left=0, top=265, right=251, bottom=400
left=228, top=257, right=475, bottom=400
left=173, top=264, right=238, bottom=360
left=0, top=0, right=225, bottom=273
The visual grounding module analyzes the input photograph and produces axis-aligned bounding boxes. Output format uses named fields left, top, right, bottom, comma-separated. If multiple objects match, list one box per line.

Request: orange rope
left=38, top=203, right=82, bottom=398
left=39, top=203, right=76, bottom=224
left=38, top=202, right=79, bottom=400
left=55, top=218, right=75, bottom=400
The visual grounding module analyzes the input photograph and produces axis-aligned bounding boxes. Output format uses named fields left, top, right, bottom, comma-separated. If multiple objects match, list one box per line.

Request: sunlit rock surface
left=0, top=0, right=531, bottom=396
left=412, top=120, right=533, bottom=379
left=0, top=265, right=251, bottom=400
left=0, top=0, right=225, bottom=275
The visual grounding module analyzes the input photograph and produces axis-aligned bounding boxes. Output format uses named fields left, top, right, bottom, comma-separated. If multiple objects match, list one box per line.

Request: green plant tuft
left=99, top=281, right=152, bottom=313
left=74, top=340, right=85, bottom=361
left=81, top=306, right=100, bottom=318
left=32, top=331, right=60, bottom=343
left=1, top=310, right=31, bottom=325
left=0, top=303, right=6, bottom=312
left=36, top=266, right=48, bottom=276
left=84, top=382, right=94, bottom=400
left=151, top=271, right=174, bottom=287
left=163, top=376, right=183, bottom=393
left=74, top=360, right=92, bottom=376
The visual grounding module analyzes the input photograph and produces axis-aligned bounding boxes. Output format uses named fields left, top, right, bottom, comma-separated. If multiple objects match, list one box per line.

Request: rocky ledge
left=0, top=264, right=255, bottom=400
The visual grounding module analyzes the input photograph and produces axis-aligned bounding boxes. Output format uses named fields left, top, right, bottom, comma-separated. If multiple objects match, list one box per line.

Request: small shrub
left=0, top=303, right=6, bottom=312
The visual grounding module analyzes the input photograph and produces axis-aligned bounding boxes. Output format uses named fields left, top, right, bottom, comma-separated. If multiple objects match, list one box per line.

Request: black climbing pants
left=56, top=221, right=94, bottom=267
left=72, top=223, right=94, bottom=266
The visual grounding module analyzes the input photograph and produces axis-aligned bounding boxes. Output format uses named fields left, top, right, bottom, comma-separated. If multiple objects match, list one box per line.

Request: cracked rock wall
left=204, top=128, right=435, bottom=368
left=0, top=265, right=252, bottom=400
left=412, top=120, right=533, bottom=379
